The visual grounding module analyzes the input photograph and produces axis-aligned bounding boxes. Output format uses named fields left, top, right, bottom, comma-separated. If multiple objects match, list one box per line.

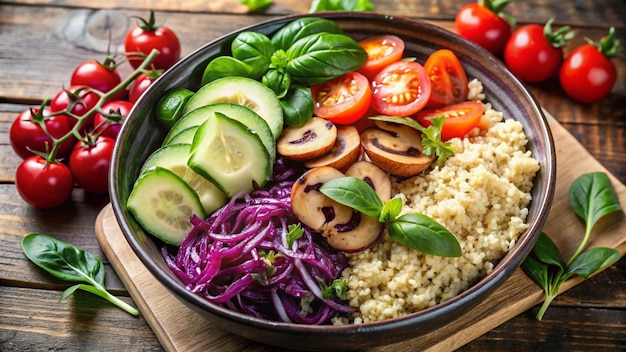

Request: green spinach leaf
left=309, top=0, right=374, bottom=13
left=22, top=233, right=139, bottom=316
left=270, top=17, right=344, bottom=51
left=569, top=172, right=622, bottom=238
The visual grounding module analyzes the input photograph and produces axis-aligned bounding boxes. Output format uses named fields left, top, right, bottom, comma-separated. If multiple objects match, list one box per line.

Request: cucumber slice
left=164, top=103, right=276, bottom=162
left=163, top=126, right=196, bottom=146
left=140, top=143, right=227, bottom=214
left=127, top=167, right=206, bottom=246
left=183, top=77, right=283, bottom=139
left=188, top=112, right=271, bottom=197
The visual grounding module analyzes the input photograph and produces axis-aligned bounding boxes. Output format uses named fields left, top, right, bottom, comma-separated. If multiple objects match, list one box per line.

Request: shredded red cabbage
left=163, top=160, right=351, bottom=324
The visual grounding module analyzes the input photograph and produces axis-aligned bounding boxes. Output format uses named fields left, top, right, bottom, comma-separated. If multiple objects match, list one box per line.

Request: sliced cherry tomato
left=414, top=101, right=484, bottom=141
left=50, top=85, right=100, bottom=133
left=70, top=59, right=126, bottom=101
left=424, top=49, right=469, bottom=108
left=9, top=107, right=75, bottom=159
left=128, top=71, right=161, bottom=103
left=15, top=156, right=74, bottom=208
left=69, top=135, right=115, bottom=194
left=357, top=35, right=405, bottom=80
left=370, top=60, right=431, bottom=116
left=504, top=20, right=572, bottom=83
left=454, top=0, right=513, bottom=56
left=559, top=28, right=619, bottom=104
left=93, top=100, right=133, bottom=140
left=311, top=71, right=372, bottom=124
left=124, top=11, right=181, bottom=70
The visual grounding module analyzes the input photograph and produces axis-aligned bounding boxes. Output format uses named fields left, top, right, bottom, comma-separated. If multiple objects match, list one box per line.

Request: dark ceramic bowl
left=110, top=12, right=556, bottom=351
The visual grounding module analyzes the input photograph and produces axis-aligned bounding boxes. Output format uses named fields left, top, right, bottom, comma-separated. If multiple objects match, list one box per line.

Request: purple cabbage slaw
left=162, top=160, right=352, bottom=324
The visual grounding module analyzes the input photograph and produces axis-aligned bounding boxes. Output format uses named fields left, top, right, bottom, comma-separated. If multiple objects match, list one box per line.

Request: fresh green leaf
left=530, top=232, right=565, bottom=269
left=521, top=255, right=551, bottom=289
left=369, top=115, right=455, bottom=164
left=22, top=233, right=139, bottom=316
left=280, top=85, right=314, bottom=127
left=270, top=17, right=344, bottom=51
left=287, top=223, right=304, bottom=248
left=320, top=176, right=383, bottom=218
left=388, top=213, right=462, bottom=257
left=568, top=172, right=622, bottom=233
left=262, top=69, right=291, bottom=98
left=232, top=31, right=274, bottom=78
left=286, top=32, right=368, bottom=85
left=235, top=0, right=272, bottom=12
left=320, top=279, right=348, bottom=300
left=201, top=56, right=255, bottom=85
left=380, top=197, right=403, bottom=223
left=309, top=0, right=374, bottom=13
left=567, top=247, right=621, bottom=278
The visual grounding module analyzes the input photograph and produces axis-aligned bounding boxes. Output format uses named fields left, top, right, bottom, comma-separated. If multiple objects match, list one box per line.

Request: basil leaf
left=320, top=176, right=383, bottom=218
left=271, top=17, right=344, bottom=51
left=530, top=232, right=565, bottom=269
left=280, top=85, right=314, bottom=127
left=22, top=233, right=105, bottom=286
left=232, top=31, right=273, bottom=79
left=310, top=0, right=374, bottom=13
left=521, top=255, right=550, bottom=289
left=262, top=69, right=291, bottom=99
left=379, top=197, right=403, bottom=223
left=567, top=247, right=621, bottom=278
left=235, top=0, right=272, bottom=12
left=201, top=56, right=254, bottom=85
left=568, top=172, right=622, bottom=231
left=286, top=32, right=368, bottom=85
left=388, top=213, right=462, bottom=257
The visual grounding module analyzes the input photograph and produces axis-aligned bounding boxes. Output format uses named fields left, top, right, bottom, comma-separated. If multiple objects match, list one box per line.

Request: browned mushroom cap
left=360, top=120, right=434, bottom=177
left=345, top=160, right=392, bottom=202
left=291, top=166, right=383, bottom=253
left=304, top=125, right=361, bottom=170
left=277, top=117, right=337, bottom=161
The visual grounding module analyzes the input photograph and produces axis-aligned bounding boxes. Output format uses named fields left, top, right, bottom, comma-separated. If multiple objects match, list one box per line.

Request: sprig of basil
left=21, top=233, right=139, bottom=316
left=522, top=172, right=622, bottom=321
left=320, top=177, right=462, bottom=257
left=309, top=0, right=375, bottom=13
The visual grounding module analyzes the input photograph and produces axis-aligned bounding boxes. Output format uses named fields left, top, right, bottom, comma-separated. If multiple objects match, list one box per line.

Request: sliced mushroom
left=304, top=125, right=361, bottom=170
left=360, top=120, right=434, bottom=177
left=277, top=117, right=337, bottom=161
left=345, top=160, right=392, bottom=202
left=291, top=166, right=383, bottom=252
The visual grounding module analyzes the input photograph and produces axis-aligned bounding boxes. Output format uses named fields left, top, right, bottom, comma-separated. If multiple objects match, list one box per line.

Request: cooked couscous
left=336, top=79, right=540, bottom=324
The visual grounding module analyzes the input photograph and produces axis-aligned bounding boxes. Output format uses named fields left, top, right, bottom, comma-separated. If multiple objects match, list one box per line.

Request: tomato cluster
left=310, top=35, right=483, bottom=142
left=454, top=0, right=620, bottom=104
left=10, top=11, right=180, bottom=208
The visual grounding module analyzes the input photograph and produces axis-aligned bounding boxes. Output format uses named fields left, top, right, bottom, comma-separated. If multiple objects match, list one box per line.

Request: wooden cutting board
left=95, top=112, right=626, bottom=352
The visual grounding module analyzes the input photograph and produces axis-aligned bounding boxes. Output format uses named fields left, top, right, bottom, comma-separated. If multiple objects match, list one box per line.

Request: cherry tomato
left=424, top=49, right=469, bottom=108
left=124, top=11, right=181, bottom=70
left=128, top=71, right=161, bottom=103
left=15, top=156, right=74, bottom=208
left=9, top=107, right=75, bottom=159
left=559, top=28, right=619, bottom=104
left=357, top=35, right=405, bottom=80
left=311, top=71, right=372, bottom=124
left=70, top=59, right=126, bottom=101
left=50, top=85, right=101, bottom=133
left=414, top=101, right=484, bottom=141
left=93, top=100, right=133, bottom=140
left=504, top=20, right=572, bottom=83
left=370, top=60, right=432, bottom=116
left=454, top=0, right=513, bottom=56
left=69, top=135, right=115, bottom=194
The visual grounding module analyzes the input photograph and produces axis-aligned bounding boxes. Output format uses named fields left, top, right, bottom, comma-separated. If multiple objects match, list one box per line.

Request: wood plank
left=92, top=114, right=626, bottom=351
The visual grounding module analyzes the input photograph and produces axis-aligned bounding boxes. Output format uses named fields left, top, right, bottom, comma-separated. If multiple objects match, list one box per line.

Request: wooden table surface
left=1, top=1, right=624, bottom=351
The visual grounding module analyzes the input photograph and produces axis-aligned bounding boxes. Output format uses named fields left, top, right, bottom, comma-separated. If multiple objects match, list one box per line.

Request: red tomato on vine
left=69, top=135, right=116, bottom=194
left=70, top=58, right=126, bottom=101
left=128, top=70, right=162, bottom=103
left=124, top=10, right=181, bottom=70
left=9, top=107, right=75, bottom=159
left=504, top=19, right=574, bottom=83
left=559, top=27, right=620, bottom=104
left=454, top=0, right=515, bottom=56
left=15, top=156, right=74, bottom=209
left=93, top=100, right=133, bottom=140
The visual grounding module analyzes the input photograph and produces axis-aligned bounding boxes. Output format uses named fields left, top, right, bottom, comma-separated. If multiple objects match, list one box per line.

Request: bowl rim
left=110, top=10, right=556, bottom=342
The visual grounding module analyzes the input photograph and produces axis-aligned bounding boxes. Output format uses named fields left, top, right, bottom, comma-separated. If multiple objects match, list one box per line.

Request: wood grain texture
left=93, top=115, right=626, bottom=352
